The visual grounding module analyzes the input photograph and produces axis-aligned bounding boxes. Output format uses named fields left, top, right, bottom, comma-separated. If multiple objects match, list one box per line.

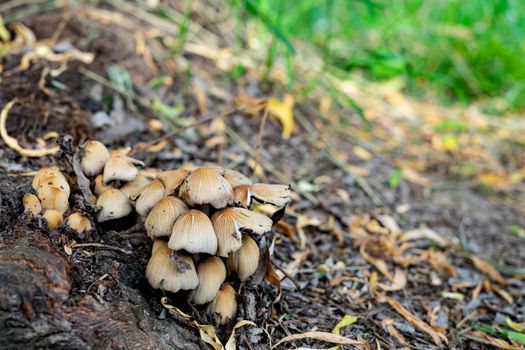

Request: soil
left=1, top=3, right=524, bottom=350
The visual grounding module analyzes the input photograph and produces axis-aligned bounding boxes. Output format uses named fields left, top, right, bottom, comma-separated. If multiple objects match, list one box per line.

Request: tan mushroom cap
left=145, top=196, right=188, bottom=239
left=223, top=169, right=252, bottom=188
left=96, top=188, right=132, bottom=222
left=206, top=284, right=237, bottom=325
left=81, top=140, right=111, bottom=176
left=179, top=166, right=233, bottom=208
left=226, top=235, right=260, bottom=281
left=156, top=168, right=190, bottom=196
left=189, top=256, right=226, bottom=304
left=234, top=184, right=291, bottom=208
left=94, top=175, right=114, bottom=196
left=168, top=210, right=217, bottom=254
left=32, top=166, right=66, bottom=191
left=135, top=179, right=165, bottom=217
left=37, top=185, right=69, bottom=215
left=37, top=175, right=70, bottom=196
left=211, top=207, right=272, bottom=257
left=23, top=193, right=41, bottom=217
left=146, top=240, right=198, bottom=293
left=103, top=154, right=143, bottom=184
left=120, top=170, right=156, bottom=199
left=43, top=209, right=63, bottom=229
left=66, top=212, right=92, bottom=233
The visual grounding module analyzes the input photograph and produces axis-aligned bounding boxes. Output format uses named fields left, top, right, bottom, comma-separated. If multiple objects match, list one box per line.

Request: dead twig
left=71, top=242, right=132, bottom=255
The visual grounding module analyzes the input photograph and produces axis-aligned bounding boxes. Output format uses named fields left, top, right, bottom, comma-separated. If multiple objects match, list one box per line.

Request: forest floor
left=1, top=2, right=524, bottom=350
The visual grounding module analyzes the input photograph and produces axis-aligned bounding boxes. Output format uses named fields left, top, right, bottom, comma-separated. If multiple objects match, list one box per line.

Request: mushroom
left=103, top=154, right=144, bottom=184
left=189, top=256, right=226, bottom=304
left=96, top=188, right=132, bottom=222
left=156, top=168, right=190, bottom=196
left=179, top=166, right=233, bottom=208
left=145, top=196, right=188, bottom=239
left=168, top=210, right=217, bottom=254
left=223, top=169, right=252, bottom=188
left=146, top=240, right=198, bottom=293
left=94, top=175, right=114, bottom=196
left=206, top=284, right=237, bottom=325
left=233, top=184, right=291, bottom=208
left=37, top=185, right=69, bottom=215
left=43, top=209, right=63, bottom=229
left=120, top=169, right=157, bottom=199
left=80, top=140, right=110, bottom=176
left=211, top=207, right=272, bottom=257
left=22, top=193, right=41, bottom=217
left=66, top=212, right=92, bottom=233
left=37, top=175, right=70, bottom=196
left=135, top=179, right=165, bottom=217
left=226, top=235, right=260, bottom=281
left=31, top=166, right=66, bottom=191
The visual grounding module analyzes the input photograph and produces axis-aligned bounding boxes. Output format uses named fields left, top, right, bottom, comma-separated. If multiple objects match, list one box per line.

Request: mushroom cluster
left=23, top=139, right=291, bottom=325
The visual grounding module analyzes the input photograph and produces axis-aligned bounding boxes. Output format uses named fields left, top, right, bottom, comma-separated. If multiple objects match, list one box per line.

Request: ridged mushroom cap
left=66, top=212, right=92, bottom=233
left=135, top=179, right=165, bottom=217
left=206, top=284, right=237, bottom=325
left=81, top=140, right=110, bottom=176
left=179, top=166, right=233, bottom=208
left=22, top=193, right=41, bottom=217
left=120, top=170, right=156, bottom=199
left=146, top=240, right=198, bottom=293
left=226, top=235, right=260, bottom=281
left=103, top=154, right=143, bottom=184
left=156, top=168, right=190, bottom=196
left=211, top=207, right=272, bottom=257
left=168, top=210, right=217, bottom=254
left=234, top=184, right=291, bottom=208
left=223, top=169, right=252, bottom=188
left=96, top=189, right=132, bottom=222
left=145, top=196, right=188, bottom=239
left=189, top=256, right=226, bottom=304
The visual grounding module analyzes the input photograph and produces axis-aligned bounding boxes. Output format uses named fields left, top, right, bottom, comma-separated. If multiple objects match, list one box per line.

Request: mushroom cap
left=146, top=240, right=198, bottom=293
left=43, top=209, right=63, bottom=229
left=94, top=174, right=114, bottom=196
left=37, top=175, right=70, bottom=196
left=211, top=207, right=272, bottom=257
left=206, top=284, right=237, bottom=325
left=66, top=212, right=92, bottom=233
left=103, top=154, right=143, bottom=184
left=168, top=210, right=217, bottom=254
left=120, top=170, right=156, bottom=199
left=190, top=256, right=226, bottom=304
left=145, top=196, right=188, bottom=239
left=223, top=169, right=252, bottom=188
left=156, top=168, right=190, bottom=196
left=179, top=166, right=233, bottom=208
left=37, top=185, right=69, bottom=215
left=135, top=179, right=165, bottom=217
left=32, top=166, right=66, bottom=191
left=226, top=235, right=260, bottom=281
left=22, top=193, right=41, bottom=217
left=234, top=184, right=291, bottom=208
left=96, top=189, right=132, bottom=222
left=81, top=140, right=111, bottom=176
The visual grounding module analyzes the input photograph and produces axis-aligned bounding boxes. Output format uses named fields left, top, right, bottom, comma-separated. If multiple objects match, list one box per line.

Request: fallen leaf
left=378, top=268, right=407, bottom=291
left=332, top=315, right=359, bottom=335
left=401, top=227, right=450, bottom=248
left=382, top=319, right=409, bottom=348
left=401, top=167, right=432, bottom=187
left=492, top=284, right=514, bottom=304
left=360, top=245, right=394, bottom=282
left=266, top=94, right=295, bottom=139
left=441, top=291, right=465, bottom=301
left=505, top=317, right=525, bottom=332
left=470, top=256, right=508, bottom=285
left=224, top=320, right=257, bottom=350
left=462, top=331, right=516, bottom=349
left=272, top=331, right=366, bottom=349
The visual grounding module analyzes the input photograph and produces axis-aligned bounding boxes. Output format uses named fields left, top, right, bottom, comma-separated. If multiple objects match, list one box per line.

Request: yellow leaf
left=505, top=317, right=525, bottom=332
left=332, top=315, right=359, bottom=335
left=266, top=94, right=295, bottom=139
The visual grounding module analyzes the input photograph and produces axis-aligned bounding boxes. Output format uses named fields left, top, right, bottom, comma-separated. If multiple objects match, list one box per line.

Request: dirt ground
left=1, top=3, right=524, bottom=350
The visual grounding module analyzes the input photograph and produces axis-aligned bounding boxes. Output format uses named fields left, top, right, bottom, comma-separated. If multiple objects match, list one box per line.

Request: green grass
left=233, top=0, right=525, bottom=112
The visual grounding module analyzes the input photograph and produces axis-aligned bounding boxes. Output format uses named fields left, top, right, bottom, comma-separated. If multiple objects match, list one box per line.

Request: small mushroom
left=94, top=174, right=114, bottom=196
left=80, top=140, right=111, bottom=176
left=37, top=175, right=70, bottom=196
left=103, top=154, right=144, bottom=184
left=96, top=188, right=132, bottom=222
left=234, top=184, right=291, bottom=208
left=168, top=210, right=217, bottom=254
left=211, top=207, right=272, bottom=257
left=156, top=168, right=190, bottom=196
left=43, top=209, right=63, bottom=229
left=37, top=185, right=69, bottom=215
left=206, top=284, right=237, bottom=325
left=179, top=166, right=233, bottom=208
left=135, top=179, right=165, bottom=217
left=66, top=212, right=92, bottom=233
left=226, top=235, right=260, bottom=281
left=190, top=256, right=226, bottom=304
left=223, top=169, right=252, bottom=188
left=145, top=196, right=188, bottom=239
left=120, top=169, right=156, bottom=199
left=145, top=240, right=198, bottom=293
left=32, top=166, right=66, bottom=191
left=23, top=193, right=41, bottom=216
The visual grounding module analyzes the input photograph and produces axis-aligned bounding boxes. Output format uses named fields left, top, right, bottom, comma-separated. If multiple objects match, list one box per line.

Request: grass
left=232, top=0, right=525, bottom=112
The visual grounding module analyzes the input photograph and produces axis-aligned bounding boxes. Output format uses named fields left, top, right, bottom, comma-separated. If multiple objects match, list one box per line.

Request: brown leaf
left=360, top=245, right=394, bottom=282
left=272, top=331, right=366, bottom=349
left=382, top=319, right=409, bottom=347
left=470, top=256, right=508, bottom=285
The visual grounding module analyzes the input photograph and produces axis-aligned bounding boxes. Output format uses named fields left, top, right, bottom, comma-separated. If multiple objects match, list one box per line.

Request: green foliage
left=234, top=0, right=525, bottom=111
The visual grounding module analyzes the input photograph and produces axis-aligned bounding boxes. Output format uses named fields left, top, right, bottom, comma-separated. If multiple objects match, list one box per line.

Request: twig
left=71, top=242, right=132, bottom=255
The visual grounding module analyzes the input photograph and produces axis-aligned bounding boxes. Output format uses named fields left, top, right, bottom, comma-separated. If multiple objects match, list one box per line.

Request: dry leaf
left=401, top=227, right=450, bottom=248
left=272, top=331, right=366, bottom=349
left=377, top=268, right=407, bottom=291
left=401, top=167, right=432, bottom=187
left=224, top=320, right=257, bottom=350
left=382, top=319, right=409, bottom=347
left=266, top=94, right=295, bottom=139
left=492, top=284, right=514, bottom=304
left=470, top=256, right=508, bottom=285
left=377, top=295, right=448, bottom=345
left=360, top=245, right=394, bottom=282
